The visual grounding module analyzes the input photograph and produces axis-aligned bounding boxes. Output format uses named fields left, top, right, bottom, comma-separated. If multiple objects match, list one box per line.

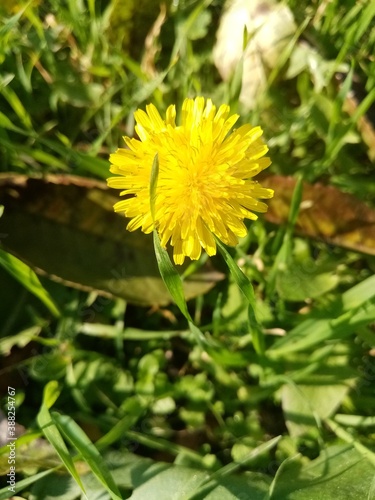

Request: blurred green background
left=0, top=1, right=375, bottom=499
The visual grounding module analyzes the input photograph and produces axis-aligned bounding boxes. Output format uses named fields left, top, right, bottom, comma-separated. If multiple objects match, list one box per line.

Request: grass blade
left=326, top=418, right=375, bottom=467
left=37, top=381, right=87, bottom=497
left=52, top=412, right=123, bottom=500
left=266, top=175, right=303, bottom=295
left=216, top=238, right=264, bottom=354
left=153, top=229, right=192, bottom=322
left=269, top=274, right=375, bottom=356
left=0, top=468, right=57, bottom=500
left=0, top=248, right=60, bottom=317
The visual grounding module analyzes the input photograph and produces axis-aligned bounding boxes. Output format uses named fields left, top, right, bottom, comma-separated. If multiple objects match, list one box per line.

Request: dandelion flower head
left=108, top=97, right=274, bottom=265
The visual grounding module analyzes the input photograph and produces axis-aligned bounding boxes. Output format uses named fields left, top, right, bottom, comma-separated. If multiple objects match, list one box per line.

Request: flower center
left=183, top=163, right=209, bottom=204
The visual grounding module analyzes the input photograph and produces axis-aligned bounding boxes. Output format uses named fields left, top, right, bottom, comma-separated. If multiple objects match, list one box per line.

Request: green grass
left=1, top=0, right=375, bottom=499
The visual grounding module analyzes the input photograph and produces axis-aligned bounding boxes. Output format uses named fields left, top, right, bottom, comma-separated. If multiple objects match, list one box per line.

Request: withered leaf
left=0, top=174, right=222, bottom=306
left=263, top=175, right=375, bottom=256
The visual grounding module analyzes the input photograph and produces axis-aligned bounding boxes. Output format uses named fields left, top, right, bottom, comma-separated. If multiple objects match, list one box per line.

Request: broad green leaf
left=0, top=175, right=222, bottom=306
left=29, top=472, right=81, bottom=500
left=130, top=464, right=271, bottom=500
left=92, top=451, right=165, bottom=491
left=276, top=265, right=338, bottom=301
left=275, top=239, right=339, bottom=301
left=281, top=383, right=351, bottom=437
left=270, top=445, right=375, bottom=499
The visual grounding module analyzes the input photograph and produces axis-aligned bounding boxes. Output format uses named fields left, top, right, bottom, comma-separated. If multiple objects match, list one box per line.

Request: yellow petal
left=107, top=96, right=273, bottom=264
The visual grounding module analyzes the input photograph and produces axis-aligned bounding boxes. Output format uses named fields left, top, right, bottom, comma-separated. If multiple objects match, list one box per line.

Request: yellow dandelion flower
left=108, top=97, right=274, bottom=265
